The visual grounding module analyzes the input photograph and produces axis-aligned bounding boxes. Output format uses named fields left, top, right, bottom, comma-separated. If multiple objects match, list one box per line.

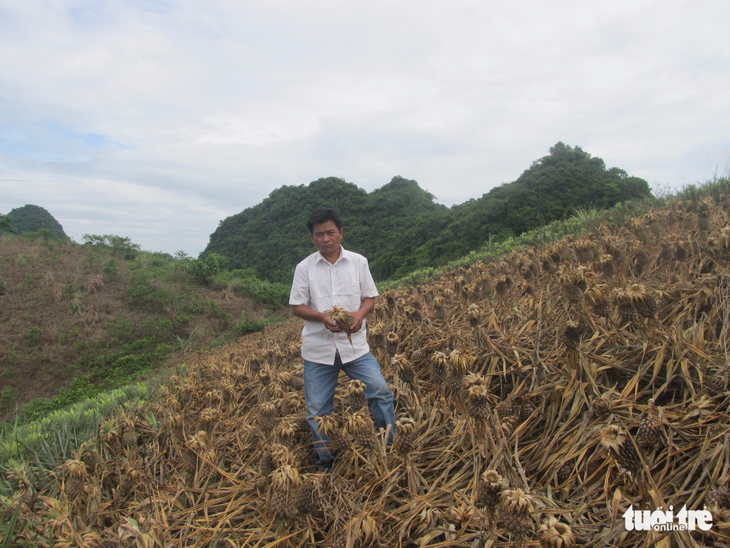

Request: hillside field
left=3, top=182, right=730, bottom=547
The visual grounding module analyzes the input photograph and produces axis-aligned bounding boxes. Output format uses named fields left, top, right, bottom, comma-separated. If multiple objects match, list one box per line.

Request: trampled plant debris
left=5, top=191, right=730, bottom=547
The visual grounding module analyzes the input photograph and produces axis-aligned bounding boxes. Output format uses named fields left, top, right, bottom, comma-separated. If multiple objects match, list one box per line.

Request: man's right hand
left=323, top=314, right=342, bottom=332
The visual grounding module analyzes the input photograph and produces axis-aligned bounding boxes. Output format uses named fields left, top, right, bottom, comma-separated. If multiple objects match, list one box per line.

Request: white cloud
left=1, top=0, right=728, bottom=256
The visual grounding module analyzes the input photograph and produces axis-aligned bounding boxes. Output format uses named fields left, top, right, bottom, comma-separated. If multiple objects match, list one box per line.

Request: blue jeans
left=303, top=351, right=396, bottom=469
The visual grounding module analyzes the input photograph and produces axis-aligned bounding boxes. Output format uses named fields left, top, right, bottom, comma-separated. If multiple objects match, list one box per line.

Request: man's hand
left=348, top=297, right=375, bottom=333
left=348, top=310, right=366, bottom=333
left=323, top=315, right=343, bottom=333
left=291, top=298, right=375, bottom=334
left=293, top=304, right=342, bottom=331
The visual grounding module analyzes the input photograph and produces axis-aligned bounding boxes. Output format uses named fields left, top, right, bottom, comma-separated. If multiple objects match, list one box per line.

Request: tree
left=0, top=214, right=15, bottom=233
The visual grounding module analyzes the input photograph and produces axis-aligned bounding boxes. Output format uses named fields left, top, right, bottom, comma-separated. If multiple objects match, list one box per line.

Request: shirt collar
left=315, top=245, right=350, bottom=265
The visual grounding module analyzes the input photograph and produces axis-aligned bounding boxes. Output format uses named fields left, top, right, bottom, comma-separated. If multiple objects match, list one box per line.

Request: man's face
left=310, top=220, right=343, bottom=257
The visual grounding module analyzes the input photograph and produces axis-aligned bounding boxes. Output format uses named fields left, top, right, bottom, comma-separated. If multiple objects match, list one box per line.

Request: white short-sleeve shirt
left=289, top=246, right=379, bottom=365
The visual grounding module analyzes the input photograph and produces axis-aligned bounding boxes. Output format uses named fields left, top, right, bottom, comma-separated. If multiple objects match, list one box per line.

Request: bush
left=82, top=234, right=141, bottom=260
left=188, top=253, right=229, bottom=284
left=232, top=312, right=265, bottom=337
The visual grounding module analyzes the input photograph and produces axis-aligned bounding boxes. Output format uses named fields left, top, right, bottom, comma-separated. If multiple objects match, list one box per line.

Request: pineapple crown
left=480, top=470, right=506, bottom=489
left=600, top=425, right=626, bottom=453
left=5, top=459, right=31, bottom=488
left=538, top=517, right=575, bottom=548
left=613, top=289, right=631, bottom=305
left=271, top=464, right=301, bottom=491
left=345, top=410, right=374, bottom=435
left=463, top=372, right=487, bottom=388
left=276, top=420, right=296, bottom=438
left=260, top=401, right=278, bottom=416
left=314, top=414, right=339, bottom=435
left=346, top=379, right=366, bottom=396
left=63, top=459, right=88, bottom=479
left=502, top=488, right=535, bottom=515
left=467, top=384, right=489, bottom=400
left=625, top=283, right=648, bottom=301
left=449, top=349, right=472, bottom=371
left=395, top=417, right=416, bottom=434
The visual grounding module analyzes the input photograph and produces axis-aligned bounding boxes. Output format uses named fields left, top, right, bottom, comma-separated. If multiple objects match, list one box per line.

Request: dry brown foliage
left=12, top=197, right=730, bottom=547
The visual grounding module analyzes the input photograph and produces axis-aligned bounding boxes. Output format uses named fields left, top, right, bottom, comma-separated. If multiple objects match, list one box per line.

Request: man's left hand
left=348, top=310, right=366, bottom=333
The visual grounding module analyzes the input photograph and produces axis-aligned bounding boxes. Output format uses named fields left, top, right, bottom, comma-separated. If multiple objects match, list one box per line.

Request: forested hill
left=204, top=176, right=450, bottom=283
left=203, top=143, right=651, bottom=283
left=2, top=204, right=67, bottom=238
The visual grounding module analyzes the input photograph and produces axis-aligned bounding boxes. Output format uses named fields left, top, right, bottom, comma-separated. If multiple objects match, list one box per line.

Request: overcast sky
left=1, top=1, right=728, bottom=257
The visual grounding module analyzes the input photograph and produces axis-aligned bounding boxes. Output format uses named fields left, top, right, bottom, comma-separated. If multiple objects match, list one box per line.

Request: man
left=289, top=207, right=396, bottom=471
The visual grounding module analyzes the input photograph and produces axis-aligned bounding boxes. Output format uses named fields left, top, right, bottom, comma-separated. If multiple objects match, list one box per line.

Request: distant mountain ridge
left=4, top=204, right=67, bottom=238
left=203, top=143, right=651, bottom=282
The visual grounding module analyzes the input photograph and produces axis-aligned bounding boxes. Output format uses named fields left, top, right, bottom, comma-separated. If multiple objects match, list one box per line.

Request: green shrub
left=27, top=327, right=42, bottom=345
left=233, top=312, right=265, bottom=337
left=187, top=253, right=229, bottom=284
left=102, top=257, right=118, bottom=280
left=82, top=234, right=141, bottom=260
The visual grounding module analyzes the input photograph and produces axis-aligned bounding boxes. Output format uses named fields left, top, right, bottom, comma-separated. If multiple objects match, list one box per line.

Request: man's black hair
left=306, top=207, right=343, bottom=233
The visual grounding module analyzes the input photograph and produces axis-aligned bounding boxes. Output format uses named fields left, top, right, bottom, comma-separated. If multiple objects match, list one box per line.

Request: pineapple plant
left=259, top=451, right=275, bottom=477
left=466, top=384, right=491, bottom=421
left=394, top=417, right=417, bottom=456
left=476, top=470, right=505, bottom=514
left=121, top=418, right=138, bottom=449
left=705, top=489, right=730, bottom=511
left=345, top=409, right=377, bottom=450
left=257, top=402, right=278, bottom=436
left=601, top=425, right=643, bottom=473
left=79, top=440, right=101, bottom=473
left=409, top=346, right=425, bottom=362
left=326, top=305, right=356, bottom=347
left=100, top=420, right=122, bottom=457
left=268, top=465, right=302, bottom=518
left=430, top=351, right=449, bottom=386
left=275, top=420, right=298, bottom=449
left=315, top=414, right=350, bottom=451
left=446, top=349, right=472, bottom=394
left=520, top=399, right=536, bottom=422
left=386, top=331, right=400, bottom=351
left=559, top=268, right=587, bottom=304
left=368, top=323, right=384, bottom=347
left=168, top=412, right=184, bottom=442
left=391, top=354, right=416, bottom=385
left=501, top=488, right=535, bottom=540
left=62, top=460, right=87, bottom=501
left=432, top=295, right=448, bottom=319
left=626, top=283, right=657, bottom=319
left=495, top=397, right=519, bottom=421
left=561, top=320, right=582, bottom=350
left=698, top=203, right=711, bottom=232
left=347, top=379, right=368, bottom=410
left=6, top=460, right=35, bottom=508
left=614, top=289, right=638, bottom=325
left=585, top=283, right=612, bottom=317
left=466, top=303, right=482, bottom=327
left=292, top=476, right=320, bottom=515
left=635, top=406, right=661, bottom=449
left=556, top=459, right=574, bottom=484
left=538, top=517, right=575, bottom=548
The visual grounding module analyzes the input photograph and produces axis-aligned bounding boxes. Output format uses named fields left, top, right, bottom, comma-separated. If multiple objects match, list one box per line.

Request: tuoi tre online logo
left=623, top=505, right=712, bottom=532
